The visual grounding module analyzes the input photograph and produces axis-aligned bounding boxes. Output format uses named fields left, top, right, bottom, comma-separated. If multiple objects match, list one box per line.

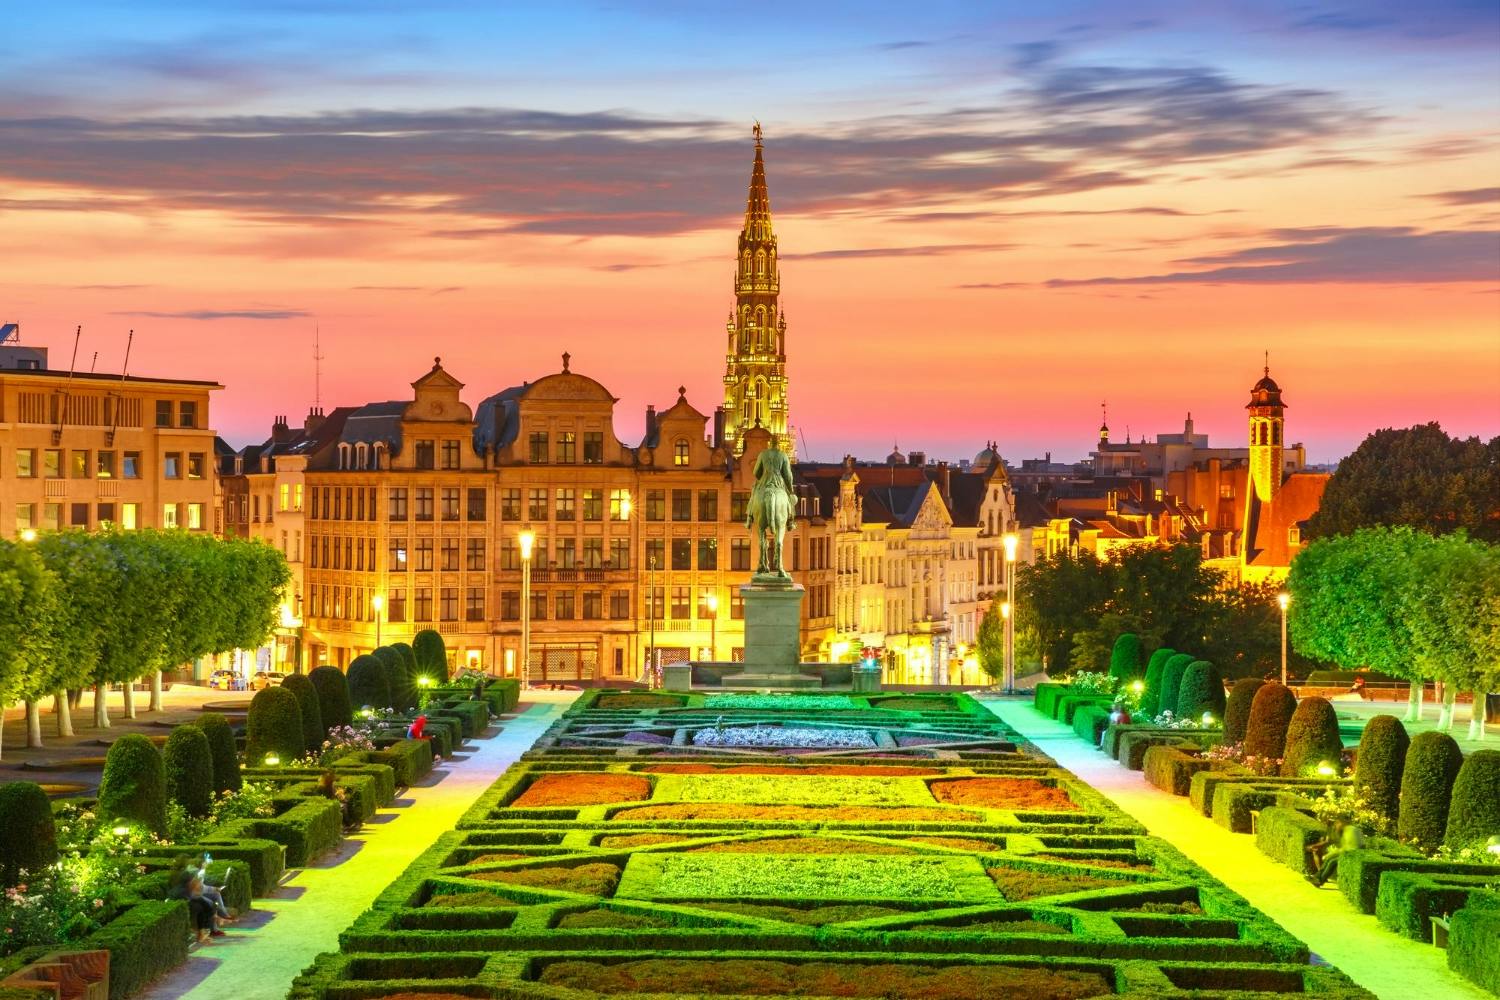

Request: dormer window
left=337, top=443, right=350, bottom=470
left=674, top=439, right=690, bottom=466
left=355, top=443, right=368, bottom=470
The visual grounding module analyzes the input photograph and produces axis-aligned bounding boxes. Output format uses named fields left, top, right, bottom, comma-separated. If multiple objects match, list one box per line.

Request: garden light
left=418, top=675, right=433, bottom=687
left=265, top=753, right=281, bottom=766
left=1130, top=680, right=1144, bottom=694
left=111, top=825, right=130, bottom=837
left=1201, top=712, right=1215, bottom=726
left=19, top=528, right=38, bottom=542
left=1316, top=761, right=1335, bottom=777
left=1486, top=836, right=1500, bottom=857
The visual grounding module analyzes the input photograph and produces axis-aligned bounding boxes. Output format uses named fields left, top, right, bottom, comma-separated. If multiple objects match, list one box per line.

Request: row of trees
left=0, top=531, right=289, bottom=757
left=1289, top=527, right=1497, bottom=739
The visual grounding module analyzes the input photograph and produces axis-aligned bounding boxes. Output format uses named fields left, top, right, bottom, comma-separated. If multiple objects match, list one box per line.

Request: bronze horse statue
left=746, top=444, right=796, bottom=578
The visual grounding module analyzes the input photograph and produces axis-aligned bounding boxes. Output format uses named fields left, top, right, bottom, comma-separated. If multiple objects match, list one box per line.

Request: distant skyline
left=3, top=1, right=1497, bottom=462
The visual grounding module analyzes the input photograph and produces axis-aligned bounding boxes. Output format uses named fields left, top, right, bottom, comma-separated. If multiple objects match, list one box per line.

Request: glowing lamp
left=19, top=528, right=38, bottom=543
left=111, top=825, right=130, bottom=837
left=1003, top=532, right=1018, bottom=561
left=1000, top=601, right=1011, bottom=620
left=705, top=593, right=718, bottom=614
left=418, top=675, right=433, bottom=687
left=1201, top=712, right=1214, bottom=726
left=1277, top=592, right=1290, bottom=611
left=1315, top=761, right=1335, bottom=777
left=518, top=527, right=535, bottom=560
left=371, top=594, right=384, bottom=612
left=1486, top=836, right=1500, bottom=857
left=1130, top=680, right=1144, bottom=694
left=264, top=753, right=281, bottom=767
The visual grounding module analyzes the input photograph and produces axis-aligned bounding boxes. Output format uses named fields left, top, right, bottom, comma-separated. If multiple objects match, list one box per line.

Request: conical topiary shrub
left=1444, top=748, right=1500, bottom=850
left=1141, top=648, right=1175, bottom=717
left=1242, top=683, right=1297, bottom=763
left=373, top=646, right=410, bottom=711
left=1398, top=731, right=1464, bottom=849
left=98, top=733, right=168, bottom=836
left=1281, top=696, right=1343, bottom=777
left=392, top=642, right=420, bottom=706
left=310, top=665, right=353, bottom=732
left=1159, top=653, right=1196, bottom=719
left=1108, top=633, right=1143, bottom=685
left=1175, top=660, right=1226, bottom=722
left=280, top=673, right=324, bottom=750
left=1354, top=715, right=1409, bottom=833
left=0, top=781, right=57, bottom=887
left=1224, top=678, right=1266, bottom=745
left=412, top=628, right=449, bottom=683
left=162, top=724, right=214, bottom=818
left=244, top=685, right=305, bottom=765
left=348, top=654, right=391, bottom=711
left=197, top=711, right=241, bottom=794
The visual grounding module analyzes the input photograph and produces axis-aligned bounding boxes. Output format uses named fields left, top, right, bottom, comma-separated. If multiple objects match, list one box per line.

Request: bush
left=364, top=738, right=434, bottom=787
left=413, top=628, right=449, bottom=683
left=1224, top=679, right=1265, bottom=745
left=1353, top=715, right=1408, bottom=833
left=1141, top=648, right=1175, bottom=717
left=1445, top=749, right=1500, bottom=850
left=162, top=724, right=214, bottom=819
left=1375, top=870, right=1495, bottom=941
left=1072, top=705, right=1111, bottom=746
left=1143, top=745, right=1216, bottom=797
left=97, top=733, right=168, bottom=837
left=1243, top=683, right=1297, bottom=762
left=392, top=642, right=420, bottom=705
left=87, top=899, right=190, bottom=1000
left=1449, top=899, right=1500, bottom=995
left=280, top=673, right=325, bottom=751
left=373, top=646, right=411, bottom=711
left=1280, top=697, right=1342, bottom=777
left=1159, top=654, right=1196, bottom=718
left=197, top=712, right=242, bottom=794
left=309, top=665, right=353, bottom=733
left=1254, top=805, right=1326, bottom=873
left=1108, top=633, right=1143, bottom=684
left=245, top=685, right=305, bottom=765
left=0, top=781, right=57, bottom=886
left=1398, top=731, right=1464, bottom=849
left=1175, top=661, right=1226, bottom=722
left=347, top=653, right=391, bottom=710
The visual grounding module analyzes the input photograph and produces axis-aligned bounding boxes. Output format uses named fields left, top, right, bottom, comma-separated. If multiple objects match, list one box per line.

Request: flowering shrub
left=165, top=781, right=276, bottom=841
left=1067, top=671, right=1117, bottom=697
left=1201, top=741, right=1282, bottom=776
left=1308, top=785, right=1384, bottom=831
left=1150, top=709, right=1214, bottom=730
left=304, top=725, right=377, bottom=768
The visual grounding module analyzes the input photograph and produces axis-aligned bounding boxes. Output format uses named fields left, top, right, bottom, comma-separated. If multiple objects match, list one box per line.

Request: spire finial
left=678, top=385, right=686, bottom=399
left=562, top=351, right=570, bottom=373
left=753, top=120, right=762, bottom=145
left=1264, top=350, right=1269, bottom=377
left=433, top=355, right=441, bottom=368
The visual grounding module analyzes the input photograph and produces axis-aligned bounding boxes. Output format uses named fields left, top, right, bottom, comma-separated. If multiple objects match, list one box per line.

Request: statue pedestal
left=713, top=580, right=818, bottom=689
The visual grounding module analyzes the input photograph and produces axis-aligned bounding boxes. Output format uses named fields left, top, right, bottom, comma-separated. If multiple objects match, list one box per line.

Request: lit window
left=674, top=439, right=690, bottom=466
left=163, top=504, right=179, bottom=529
left=187, top=503, right=204, bottom=530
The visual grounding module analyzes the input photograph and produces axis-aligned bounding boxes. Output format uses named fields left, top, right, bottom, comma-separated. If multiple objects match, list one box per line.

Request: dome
left=1253, top=372, right=1281, bottom=393
left=973, top=441, right=1000, bottom=469
left=887, top=446, right=906, bottom=464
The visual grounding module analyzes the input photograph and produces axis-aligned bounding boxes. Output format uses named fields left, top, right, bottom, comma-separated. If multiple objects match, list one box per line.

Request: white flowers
left=691, top=726, right=877, bottom=749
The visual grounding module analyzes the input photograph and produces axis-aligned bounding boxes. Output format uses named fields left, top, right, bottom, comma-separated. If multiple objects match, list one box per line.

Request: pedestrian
left=1304, top=820, right=1366, bottom=887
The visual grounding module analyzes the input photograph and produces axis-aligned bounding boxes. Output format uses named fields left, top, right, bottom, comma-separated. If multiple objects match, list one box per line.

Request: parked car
left=207, top=669, right=242, bottom=691
left=250, top=671, right=287, bottom=691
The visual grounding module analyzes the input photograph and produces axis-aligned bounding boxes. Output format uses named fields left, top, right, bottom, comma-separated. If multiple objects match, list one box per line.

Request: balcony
left=528, top=568, right=606, bottom=583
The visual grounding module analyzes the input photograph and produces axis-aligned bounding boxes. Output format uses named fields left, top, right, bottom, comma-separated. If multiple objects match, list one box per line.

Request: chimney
left=272, top=414, right=291, bottom=442
left=936, top=460, right=952, bottom=505
left=645, top=404, right=658, bottom=446
left=713, top=406, right=725, bottom=449
left=304, top=406, right=325, bottom=434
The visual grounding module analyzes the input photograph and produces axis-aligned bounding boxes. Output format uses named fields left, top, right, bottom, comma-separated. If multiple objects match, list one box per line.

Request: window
left=582, top=537, right=604, bottom=569
left=416, top=538, right=434, bottom=571
left=441, top=440, right=460, bottom=469
left=533, top=534, right=549, bottom=568
left=120, top=503, right=137, bottom=530
left=646, top=538, right=664, bottom=569
left=388, top=537, right=408, bottom=571
left=1219, top=483, right=1235, bottom=500
left=674, top=439, right=690, bottom=466
left=179, top=401, right=197, bottom=428
left=414, top=440, right=435, bottom=469
left=43, top=449, right=61, bottom=478
left=500, top=489, right=521, bottom=520
left=556, top=431, right=576, bottom=464
left=42, top=503, right=61, bottom=530
left=672, top=490, right=691, bottom=521
left=670, top=585, right=691, bottom=620
left=163, top=453, right=181, bottom=479
left=583, top=432, right=603, bottom=464
left=698, top=490, right=718, bottom=522
left=499, top=537, right=518, bottom=571
left=698, top=538, right=718, bottom=570
left=294, top=484, right=303, bottom=510
left=388, top=488, right=409, bottom=520
left=554, top=591, right=575, bottom=620
left=16, top=448, right=35, bottom=477
left=187, top=503, right=204, bottom=530
left=528, top=488, right=548, bottom=521
left=71, top=450, right=90, bottom=479
left=15, top=502, right=34, bottom=532
left=440, top=587, right=458, bottom=621
left=672, top=537, right=692, bottom=570
left=466, top=538, right=485, bottom=571
left=465, top=587, right=485, bottom=621
left=528, top=431, right=548, bottom=464
left=441, top=538, right=459, bottom=572
left=555, top=537, right=576, bottom=569
left=730, top=537, right=751, bottom=571
left=530, top=590, right=548, bottom=620
left=555, top=488, right=575, bottom=520
left=500, top=590, right=520, bottom=621
left=466, top=488, right=486, bottom=521
left=331, top=488, right=342, bottom=520
left=441, top=487, right=460, bottom=521
left=730, top=492, right=749, bottom=522
left=155, top=400, right=172, bottom=427
left=388, top=589, right=407, bottom=622
left=730, top=591, right=746, bottom=620
left=581, top=489, right=603, bottom=521
left=610, top=590, right=631, bottom=620
left=414, top=588, right=432, bottom=622
left=162, top=503, right=178, bottom=529
left=415, top=488, right=434, bottom=521
left=610, top=538, right=630, bottom=570
left=279, top=484, right=290, bottom=510
left=645, top=490, right=665, bottom=521
left=610, top=489, right=630, bottom=520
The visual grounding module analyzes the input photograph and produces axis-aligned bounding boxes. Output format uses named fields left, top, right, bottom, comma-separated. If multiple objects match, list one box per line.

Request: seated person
left=407, top=714, right=427, bottom=740
left=1304, top=820, right=1367, bottom=887
left=168, top=864, right=224, bottom=942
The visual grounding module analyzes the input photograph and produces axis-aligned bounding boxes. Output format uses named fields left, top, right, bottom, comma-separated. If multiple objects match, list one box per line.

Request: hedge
left=1223, top=679, right=1264, bottom=746
left=1398, top=731, right=1464, bottom=849
left=391, top=641, right=419, bottom=698
left=309, top=665, right=354, bottom=733
left=98, top=733, right=168, bottom=837
left=1374, top=870, right=1498, bottom=941
left=280, top=673, right=325, bottom=751
left=1141, top=648, right=1175, bottom=718
left=245, top=685, right=305, bottom=764
left=1032, top=683, right=1069, bottom=718
left=1445, top=749, right=1500, bottom=850
left=1160, top=654, right=1196, bottom=718
left=86, top=900, right=190, bottom=1000
left=348, top=654, right=391, bottom=711
left=1072, top=705, right=1112, bottom=746
left=361, top=738, right=434, bottom=787
left=1335, top=849, right=1500, bottom=913
left=162, top=723, right=215, bottom=818
left=147, top=836, right=285, bottom=897
left=239, top=796, right=343, bottom=867
left=1280, top=697, right=1342, bottom=777
left=1143, top=746, right=1218, bottom=797
left=1108, top=633, right=1143, bottom=684
left=1055, top=693, right=1112, bottom=725
left=1353, top=715, right=1408, bottom=833
left=413, top=628, right=448, bottom=683
left=197, top=711, right=242, bottom=794
left=1449, top=897, right=1500, bottom=995
left=1253, top=805, right=1326, bottom=874
left=430, top=698, right=488, bottom=738
left=0, top=781, right=56, bottom=886
left=1242, top=683, right=1297, bottom=762
left=1175, top=661, right=1226, bottom=722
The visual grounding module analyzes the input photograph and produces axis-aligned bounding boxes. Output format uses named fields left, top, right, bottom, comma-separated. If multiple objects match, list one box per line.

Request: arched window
left=338, top=443, right=350, bottom=470
left=674, top=439, right=690, bottom=466
left=373, top=442, right=386, bottom=470
left=1272, top=423, right=1282, bottom=445
left=755, top=249, right=766, bottom=276
left=355, top=443, right=368, bottom=470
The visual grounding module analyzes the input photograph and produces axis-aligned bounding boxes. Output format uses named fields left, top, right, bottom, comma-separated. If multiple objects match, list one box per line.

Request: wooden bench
left=1, top=949, right=109, bottom=1000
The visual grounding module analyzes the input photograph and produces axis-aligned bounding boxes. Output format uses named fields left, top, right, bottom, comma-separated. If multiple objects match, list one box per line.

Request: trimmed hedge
left=1445, top=749, right=1500, bottom=850
left=0, top=781, right=57, bottom=886
left=147, top=836, right=285, bottom=897
left=1108, top=633, right=1143, bottom=684
left=374, top=646, right=413, bottom=712
left=98, top=733, right=168, bottom=837
left=413, top=628, right=448, bottom=683
left=347, top=653, right=391, bottom=711
left=1143, top=746, right=1217, bottom=797
left=430, top=698, right=488, bottom=738
left=88, top=900, right=190, bottom=1000
left=309, top=665, right=353, bottom=733
left=1223, top=678, right=1264, bottom=746
left=361, top=738, right=434, bottom=787
left=1242, top=683, right=1297, bottom=762
left=1398, top=731, right=1464, bottom=849
left=1280, top=696, right=1342, bottom=777
left=197, top=711, right=242, bottom=794
left=1055, top=693, right=1112, bottom=725
left=280, top=673, right=325, bottom=751
left=1160, top=653, right=1196, bottom=718
left=1072, top=704, right=1112, bottom=746
left=1337, top=849, right=1500, bottom=913
left=1254, top=805, right=1325, bottom=874
left=245, top=685, right=305, bottom=764
left=1033, top=683, right=1069, bottom=718
left=1175, top=661, right=1226, bottom=722
left=1449, top=897, right=1500, bottom=995
left=1141, top=648, right=1175, bottom=717
left=1375, top=870, right=1497, bottom=941
left=1353, top=715, right=1408, bottom=833
left=162, top=724, right=215, bottom=818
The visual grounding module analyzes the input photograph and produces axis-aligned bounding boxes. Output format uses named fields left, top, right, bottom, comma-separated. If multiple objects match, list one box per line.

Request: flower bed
left=594, top=694, right=685, bottom=710
left=871, top=697, right=957, bottom=712
left=930, top=777, right=1077, bottom=811
left=687, top=836, right=917, bottom=856
left=510, top=773, right=651, bottom=808
left=618, top=852, right=998, bottom=903
left=653, top=773, right=934, bottom=807
left=690, top=901, right=908, bottom=925
left=703, top=693, right=861, bottom=711
left=988, top=867, right=1128, bottom=901
left=610, top=803, right=977, bottom=823
left=643, top=763, right=938, bottom=776
left=692, top=726, right=876, bottom=749
left=471, top=862, right=620, bottom=896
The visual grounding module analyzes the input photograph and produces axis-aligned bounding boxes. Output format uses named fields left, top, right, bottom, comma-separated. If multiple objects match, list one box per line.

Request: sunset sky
left=3, top=1, right=1497, bottom=462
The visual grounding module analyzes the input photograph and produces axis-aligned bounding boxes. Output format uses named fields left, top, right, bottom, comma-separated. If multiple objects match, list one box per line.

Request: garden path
left=982, top=698, right=1489, bottom=1000
left=138, top=692, right=576, bottom=1000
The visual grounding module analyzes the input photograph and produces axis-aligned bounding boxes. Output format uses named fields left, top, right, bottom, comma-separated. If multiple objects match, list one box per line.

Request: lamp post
left=1277, top=591, right=1290, bottom=686
left=1002, top=532, right=1019, bottom=694
left=371, top=593, right=384, bottom=649
left=1000, top=600, right=1012, bottom=691
left=705, top=591, right=718, bottom=662
left=518, top=526, right=535, bottom=690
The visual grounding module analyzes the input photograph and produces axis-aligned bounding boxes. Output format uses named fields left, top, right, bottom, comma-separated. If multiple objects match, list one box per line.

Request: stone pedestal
left=851, top=665, right=883, bottom=694
left=662, top=663, right=693, bottom=691
left=741, top=581, right=805, bottom=672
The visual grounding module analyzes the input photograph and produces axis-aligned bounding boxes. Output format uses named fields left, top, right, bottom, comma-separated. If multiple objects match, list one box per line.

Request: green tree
left=98, top=733, right=168, bottom=836
left=31, top=533, right=112, bottom=740
left=0, top=539, right=56, bottom=758
left=412, top=629, right=448, bottom=683
left=1108, top=633, right=1144, bottom=684
left=162, top=724, right=214, bottom=818
left=1404, top=534, right=1500, bottom=738
left=976, top=596, right=1005, bottom=681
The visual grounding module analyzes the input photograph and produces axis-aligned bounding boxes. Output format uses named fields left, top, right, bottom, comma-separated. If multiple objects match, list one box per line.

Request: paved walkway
left=139, top=692, right=575, bottom=1000
left=982, top=698, right=1489, bottom=1000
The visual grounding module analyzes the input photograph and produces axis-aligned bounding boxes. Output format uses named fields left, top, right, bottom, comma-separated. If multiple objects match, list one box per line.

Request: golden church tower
left=1246, top=362, right=1285, bottom=503
left=722, top=124, right=793, bottom=459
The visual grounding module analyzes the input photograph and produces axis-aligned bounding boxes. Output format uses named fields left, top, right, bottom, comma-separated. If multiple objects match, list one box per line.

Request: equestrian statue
left=746, top=442, right=796, bottom=580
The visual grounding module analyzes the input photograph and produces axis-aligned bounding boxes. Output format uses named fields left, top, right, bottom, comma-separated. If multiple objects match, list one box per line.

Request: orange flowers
left=511, top=773, right=651, bottom=807
left=929, top=778, right=1078, bottom=811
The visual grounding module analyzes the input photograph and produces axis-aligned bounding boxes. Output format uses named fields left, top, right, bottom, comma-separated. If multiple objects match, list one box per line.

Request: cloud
left=113, top=308, right=310, bottom=320
left=72, top=283, right=151, bottom=290
left=429, top=286, right=462, bottom=295
left=1424, top=187, right=1500, bottom=206
left=783, top=242, right=1014, bottom=261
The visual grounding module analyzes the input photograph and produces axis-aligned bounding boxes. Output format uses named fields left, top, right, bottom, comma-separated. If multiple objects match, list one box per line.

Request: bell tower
left=722, top=123, right=793, bottom=459
left=1246, top=357, right=1286, bottom=503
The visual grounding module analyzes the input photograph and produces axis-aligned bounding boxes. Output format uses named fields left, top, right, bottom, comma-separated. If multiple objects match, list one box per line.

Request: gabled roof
left=1244, top=472, right=1329, bottom=567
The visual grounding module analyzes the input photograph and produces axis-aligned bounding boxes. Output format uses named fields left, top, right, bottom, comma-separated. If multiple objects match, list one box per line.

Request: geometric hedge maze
left=290, top=691, right=1373, bottom=999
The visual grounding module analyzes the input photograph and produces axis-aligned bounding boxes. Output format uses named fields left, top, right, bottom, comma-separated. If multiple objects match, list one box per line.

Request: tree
left=1015, top=551, right=1113, bottom=672
left=0, top=539, right=55, bottom=758
left=1404, top=533, right=1500, bottom=738
left=163, top=724, right=214, bottom=819
left=98, top=733, right=168, bottom=836
left=976, top=596, right=1005, bottom=681
left=31, top=533, right=112, bottom=739
left=1308, top=424, right=1499, bottom=542
left=412, top=629, right=448, bottom=683
left=1108, top=633, right=1144, bottom=684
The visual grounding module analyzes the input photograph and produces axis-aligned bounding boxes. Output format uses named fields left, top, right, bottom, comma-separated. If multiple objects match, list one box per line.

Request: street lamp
left=518, top=526, right=535, bottom=690
left=371, top=593, right=384, bottom=649
left=19, top=528, right=37, bottom=543
left=1002, top=532, right=1019, bottom=694
left=1277, top=591, right=1291, bottom=686
left=705, top=591, right=719, bottom=662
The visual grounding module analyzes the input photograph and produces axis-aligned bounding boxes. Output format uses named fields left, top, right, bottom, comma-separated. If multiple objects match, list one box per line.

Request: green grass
left=652, top=773, right=935, bottom=806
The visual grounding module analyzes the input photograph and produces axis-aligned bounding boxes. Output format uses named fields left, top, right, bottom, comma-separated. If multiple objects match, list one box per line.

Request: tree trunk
left=149, top=671, right=163, bottom=713
left=0, top=711, right=5, bottom=761
left=69, top=688, right=83, bottom=710
left=122, top=679, right=135, bottom=720
left=26, top=700, right=43, bottom=748
left=54, top=690, right=74, bottom=737
left=1469, top=693, right=1489, bottom=742
left=1404, top=680, right=1423, bottom=723
left=94, top=682, right=110, bottom=728
left=1436, top=687, right=1457, bottom=731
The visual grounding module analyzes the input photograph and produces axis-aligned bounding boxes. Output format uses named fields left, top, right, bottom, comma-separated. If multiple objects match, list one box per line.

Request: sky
left=2, top=1, right=1498, bottom=463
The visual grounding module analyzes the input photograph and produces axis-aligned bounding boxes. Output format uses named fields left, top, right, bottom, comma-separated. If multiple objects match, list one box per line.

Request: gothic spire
left=744, top=122, right=772, bottom=239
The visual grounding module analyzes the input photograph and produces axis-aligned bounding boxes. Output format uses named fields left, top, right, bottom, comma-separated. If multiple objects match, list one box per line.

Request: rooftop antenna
left=89, top=351, right=98, bottom=373
left=108, top=330, right=133, bottom=445
left=313, top=325, right=325, bottom=410
left=120, top=329, right=134, bottom=380
left=54, top=326, right=82, bottom=445
left=798, top=425, right=811, bottom=463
